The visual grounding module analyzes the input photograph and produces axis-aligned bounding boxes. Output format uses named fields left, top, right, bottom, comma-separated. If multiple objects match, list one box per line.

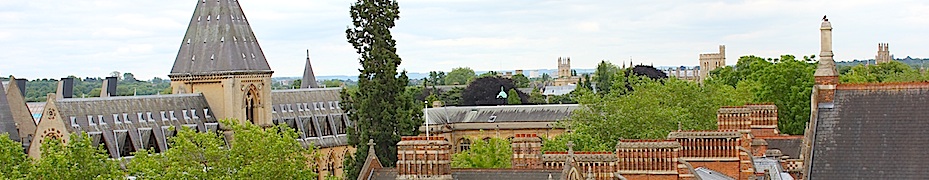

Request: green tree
left=506, top=89, right=521, bottom=105
left=511, top=74, right=530, bottom=88
left=446, top=67, right=476, bottom=85
left=451, top=137, right=511, bottom=168
left=128, top=120, right=316, bottom=179
left=342, top=0, right=423, bottom=179
left=594, top=61, right=619, bottom=94
left=707, top=55, right=816, bottom=135
left=841, top=61, right=926, bottom=83
left=292, top=79, right=302, bottom=89
left=0, top=134, right=29, bottom=178
left=30, top=134, right=123, bottom=179
left=479, top=71, right=499, bottom=78
left=545, top=77, right=751, bottom=151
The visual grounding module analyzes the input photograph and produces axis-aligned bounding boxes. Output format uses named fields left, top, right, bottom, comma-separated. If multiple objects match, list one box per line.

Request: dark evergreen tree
left=342, top=0, right=422, bottom=179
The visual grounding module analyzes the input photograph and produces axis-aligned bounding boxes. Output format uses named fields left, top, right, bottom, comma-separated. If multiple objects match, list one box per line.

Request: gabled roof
left=0, top=81, right=21, bottom=141
left=270, top=88, right=349, bottom=148
left=808, top=83, right=929, bottom=179
left=169, top=0, right=272, bottom=76
left=53, top=94, right=217, bottom=158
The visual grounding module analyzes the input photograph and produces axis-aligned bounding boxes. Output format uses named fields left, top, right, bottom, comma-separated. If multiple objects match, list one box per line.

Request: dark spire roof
left=169, top=0, right=272, bottom=77
left=301, top=49, right=320, bottom=88
left=0, top=81, right=21, bottom=142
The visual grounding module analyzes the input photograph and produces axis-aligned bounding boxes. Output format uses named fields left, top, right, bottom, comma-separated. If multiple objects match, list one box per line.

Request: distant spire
left=301, top=49, right=320, bottom=88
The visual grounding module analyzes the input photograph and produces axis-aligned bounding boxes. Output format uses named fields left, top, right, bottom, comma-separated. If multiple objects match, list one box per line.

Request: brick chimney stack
left=56, top=77, right=74, bottom=99
left=511, top=133, right=542, bottom=169
left=814, top=18, right=838, bottom=103
left=396, top=136, right=452, bottom=180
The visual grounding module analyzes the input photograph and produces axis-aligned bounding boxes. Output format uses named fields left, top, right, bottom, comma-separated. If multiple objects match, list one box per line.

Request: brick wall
left=511, top=133, right=542, bottom=169
left=396, top=136, right=452, bottom=179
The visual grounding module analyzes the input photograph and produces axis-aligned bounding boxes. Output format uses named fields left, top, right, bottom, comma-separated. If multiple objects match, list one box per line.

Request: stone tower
left=814, top=17, right=838, bottom=104
left=301, top=49, right=320, bottom=88
left=698, top=45, right=726, bottom=82
left=168, top=0, right=273, bottom=126
left=875, top=43, right=892, bottom=64
left=558, top=57, right=571, bottom=78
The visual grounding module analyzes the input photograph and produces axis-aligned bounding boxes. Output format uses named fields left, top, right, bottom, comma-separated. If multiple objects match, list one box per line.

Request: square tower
left=698, top=45, right=726, bottom=82
left=168, top=0, right=273, bottom=126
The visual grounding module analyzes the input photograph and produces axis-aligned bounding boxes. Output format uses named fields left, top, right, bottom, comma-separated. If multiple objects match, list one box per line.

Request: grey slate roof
left=169, top=0, right=272, bottom=76
left=424, top=104, right=577, bottom=125
left=0, top=81, right=21, bottom=141
left=270, top=88, right=349, bottom=148
left=55, top=94, right=217, bottom=158
left=809, top=87, right=929, bottom=179
left=765, top=138, right=801, bottom=159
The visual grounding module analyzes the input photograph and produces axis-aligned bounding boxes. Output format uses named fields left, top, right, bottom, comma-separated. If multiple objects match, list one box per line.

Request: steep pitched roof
left=0, top=81, right=21, bottom=141
left=808, top=83, right=929, bottom=179
left=301, top=50, right=320, bottom=88
left=169, top=0, right=272, bottom=76
left=270, top=88, right=348, bottom=148
left=53, top=94, right=217, bottom=158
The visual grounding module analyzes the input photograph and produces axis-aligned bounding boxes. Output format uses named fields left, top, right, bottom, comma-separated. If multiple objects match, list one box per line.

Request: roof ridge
left=837, top=82, right=929, bottom=90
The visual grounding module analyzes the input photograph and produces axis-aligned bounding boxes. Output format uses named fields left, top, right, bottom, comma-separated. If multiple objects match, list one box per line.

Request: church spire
left=301, top=49, right=320, bottom=88
left=169, top=0, right=273, bottom=76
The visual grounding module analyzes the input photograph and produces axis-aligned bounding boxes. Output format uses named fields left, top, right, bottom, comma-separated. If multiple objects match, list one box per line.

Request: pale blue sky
left=0, top=0, right=927, bottom=80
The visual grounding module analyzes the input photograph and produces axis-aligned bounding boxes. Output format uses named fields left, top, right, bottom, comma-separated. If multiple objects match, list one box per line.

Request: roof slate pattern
left=55, top=94, right=217, bottom=158
left=424, top=104, right=577, bottom=125
left=170, top=0, right=272, bottom=76
left=270, top=88, right=350, bottom=148
left=0, top=82, right=21, bottom=141
left=809, top=88, right=929, bottom=179
left=765, top=138, right=801, bottom=159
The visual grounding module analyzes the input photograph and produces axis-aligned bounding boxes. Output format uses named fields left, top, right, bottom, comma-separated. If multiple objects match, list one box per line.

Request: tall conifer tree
left=342, top=0, right=422, bottom=179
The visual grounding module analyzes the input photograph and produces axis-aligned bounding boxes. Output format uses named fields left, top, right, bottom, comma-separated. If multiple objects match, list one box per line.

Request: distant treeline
left=839, top=56, right=929, bottom=69
left=13, top=73, right=171, bottom=102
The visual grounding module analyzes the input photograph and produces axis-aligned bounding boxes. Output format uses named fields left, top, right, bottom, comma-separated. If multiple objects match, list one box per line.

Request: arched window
left=244, top=84, right=260, bottom=124
left=458, top=138, right=471, bottom=152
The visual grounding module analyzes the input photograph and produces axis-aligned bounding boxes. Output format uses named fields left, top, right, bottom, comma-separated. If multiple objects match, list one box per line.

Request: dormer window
left=204, top=108, right=212, bottom=119
left=88, top=115, right=96, bottom=126
left=123, top=113, right=131, bottom=124
left=99, top=115, right=106, bottom=125
left=113, top=114, right=121, bottom=124
left=191, top=109, right=199, bottom=119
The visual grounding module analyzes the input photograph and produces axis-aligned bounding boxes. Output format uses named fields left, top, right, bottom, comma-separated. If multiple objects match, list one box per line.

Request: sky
left=0, top=0, right=927, bottom=80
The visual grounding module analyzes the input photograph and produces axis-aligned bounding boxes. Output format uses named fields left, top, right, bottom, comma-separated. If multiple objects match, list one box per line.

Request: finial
left=823, top=15, right=828, bottom=21
left=367, top=139, right=375, bottom=147
left=567, top=141, right=575, bottom=155
left=306, top=49, right=310, bottom=59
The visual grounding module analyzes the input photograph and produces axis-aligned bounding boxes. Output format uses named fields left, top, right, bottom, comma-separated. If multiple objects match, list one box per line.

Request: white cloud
left=0, top=0, right=927, bottom=80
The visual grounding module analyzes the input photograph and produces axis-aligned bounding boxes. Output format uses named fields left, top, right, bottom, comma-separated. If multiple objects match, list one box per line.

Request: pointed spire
left=170, top=0, right=272, bottom=76
left=301, top=49, right=320, bottom=88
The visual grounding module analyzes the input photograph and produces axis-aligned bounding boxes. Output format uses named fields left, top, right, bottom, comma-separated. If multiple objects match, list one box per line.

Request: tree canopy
left=544, top=76, right=751, bottom=151
left=342, top=0, right=423, bottom=179
left=128, top=120, right=317, bottom=179
left=451, top=137, right=511, bottom=168
left=706, top=55, right=816, bottom=134
left=840, top=61, right=928, bottom=83
left=446, top=67, right=476, bottom=85
left=460, top=77, right=528, bottom=105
